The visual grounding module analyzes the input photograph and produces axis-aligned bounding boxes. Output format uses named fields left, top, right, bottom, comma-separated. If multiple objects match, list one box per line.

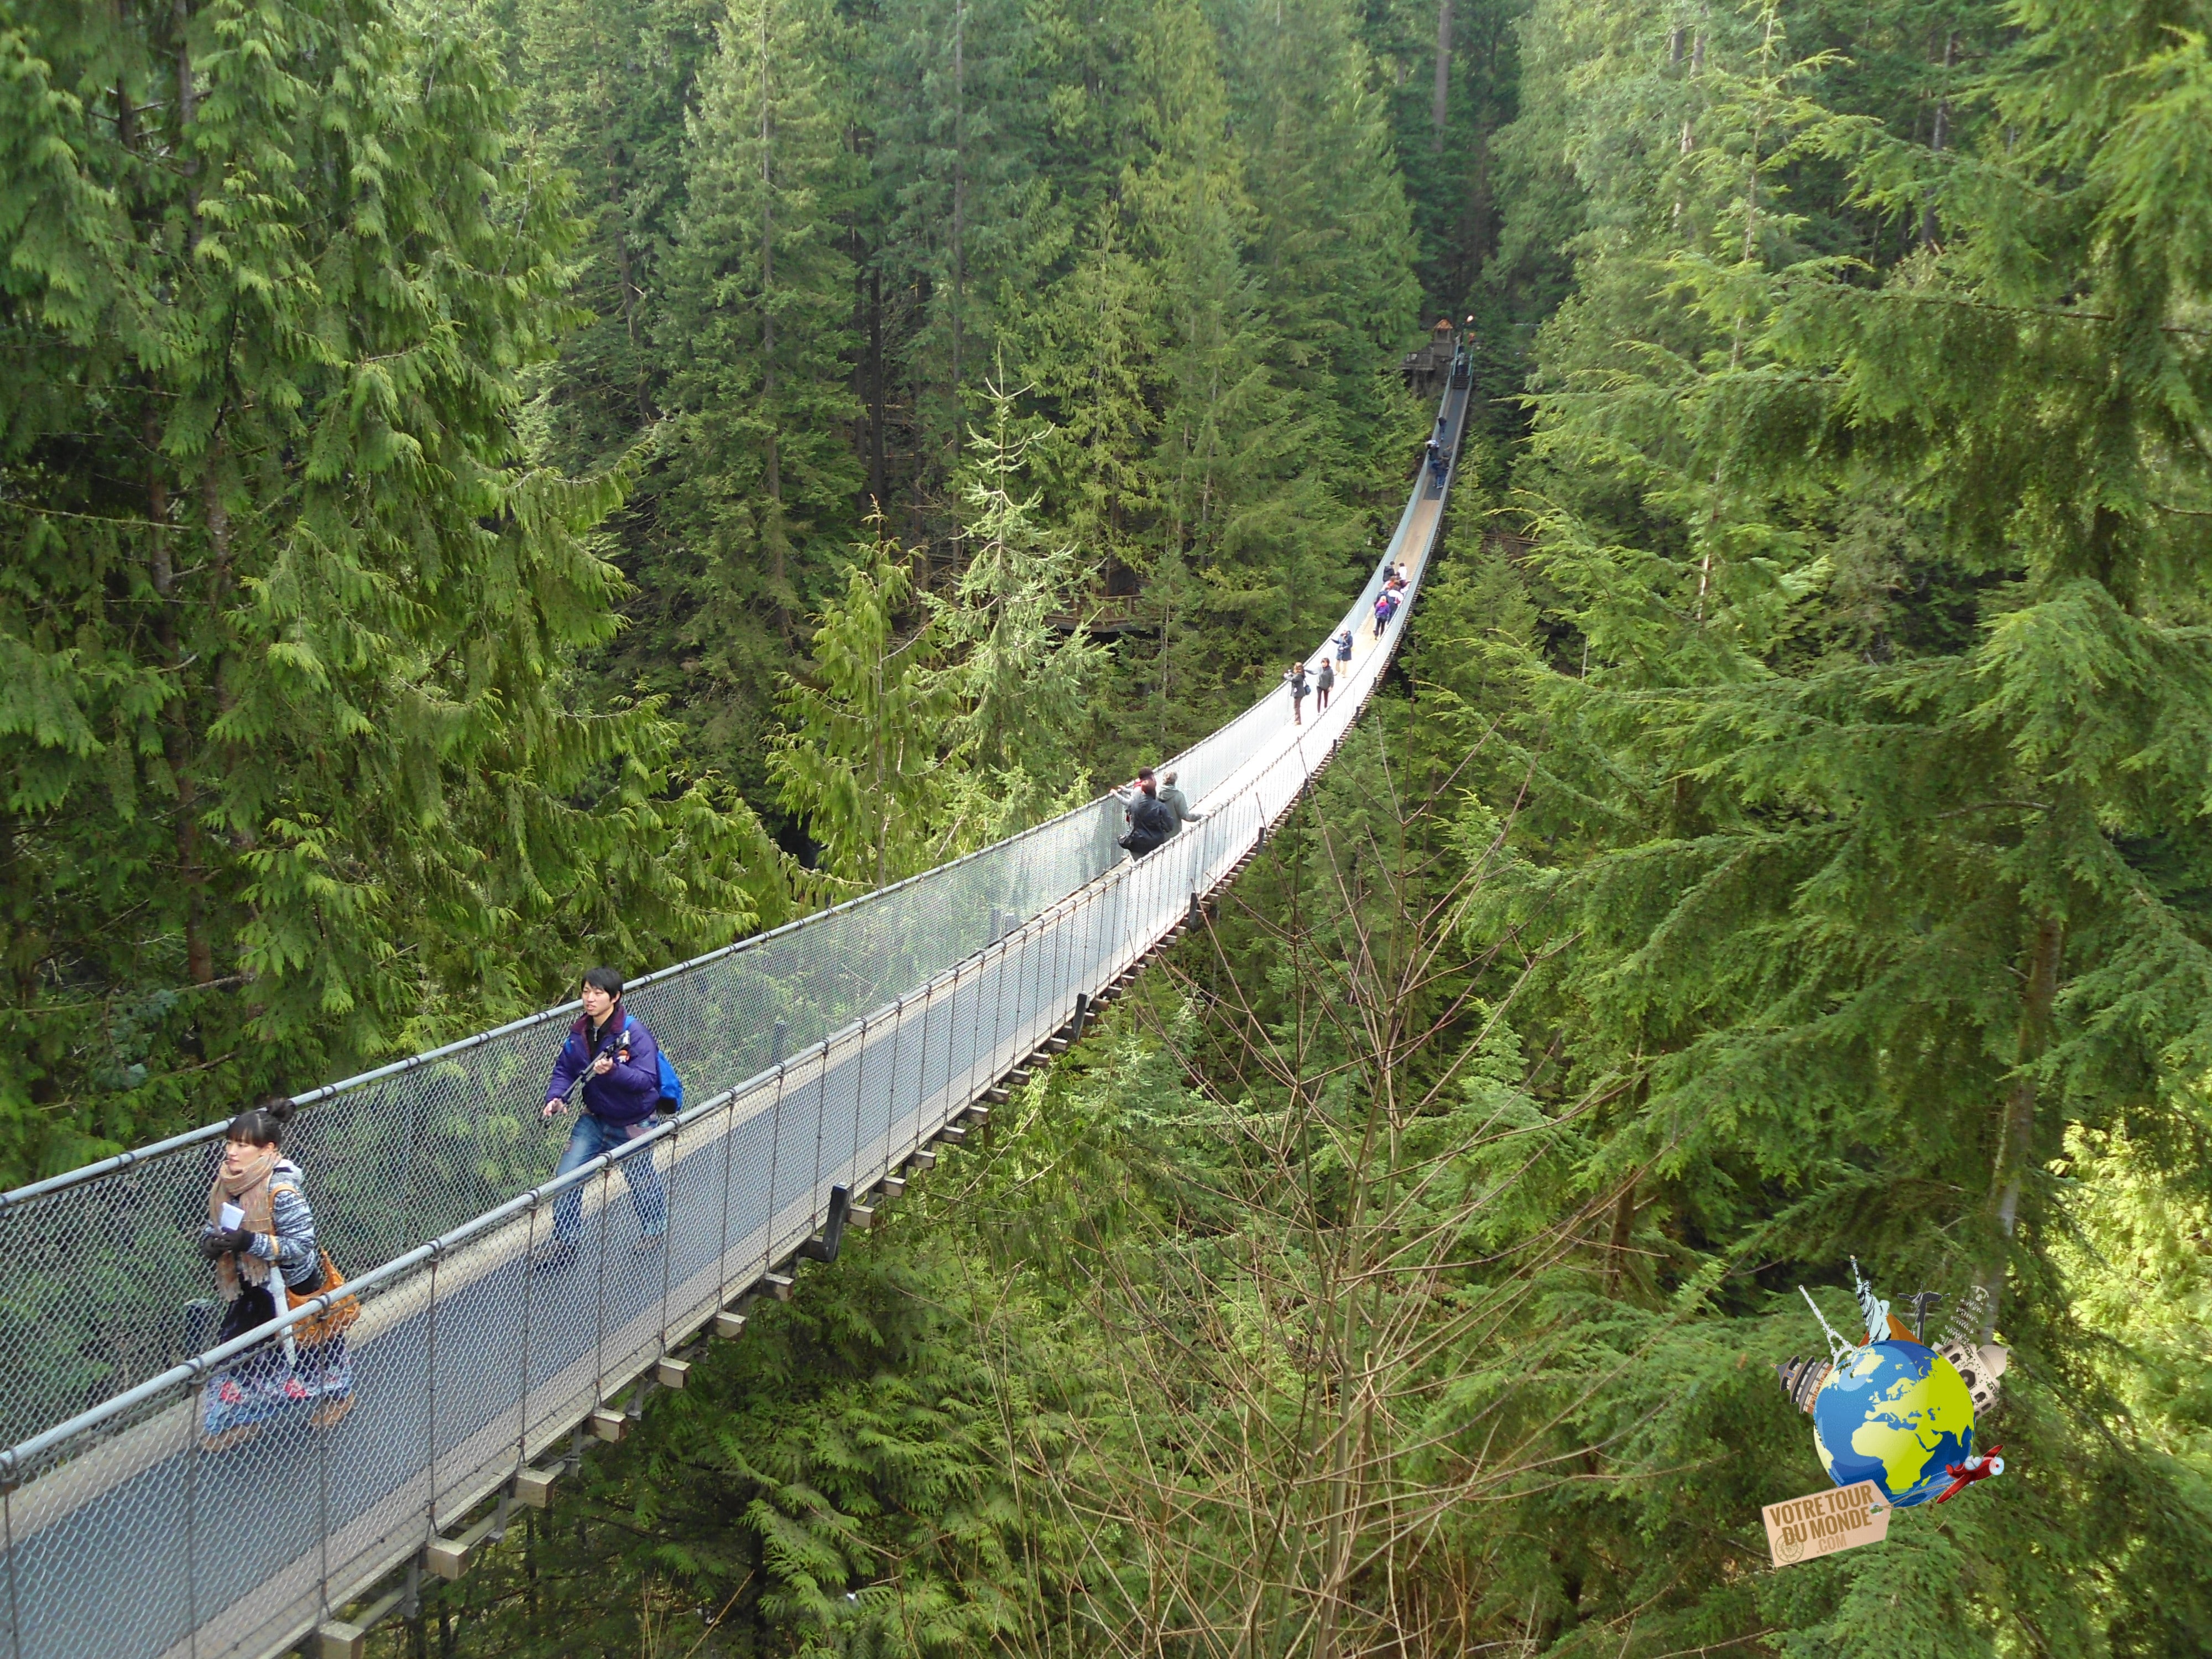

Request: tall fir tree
left=0, top=0, right=774, bottom=1183
left=655, top=0, right=865, bottom=787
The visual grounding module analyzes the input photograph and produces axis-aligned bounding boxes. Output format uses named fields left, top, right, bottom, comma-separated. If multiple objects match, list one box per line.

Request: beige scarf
left=207, top=1145, right=280, bottom=1298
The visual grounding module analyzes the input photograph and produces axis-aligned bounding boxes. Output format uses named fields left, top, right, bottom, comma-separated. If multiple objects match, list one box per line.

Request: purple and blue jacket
left=544, top=1010, right=663, bottom=1125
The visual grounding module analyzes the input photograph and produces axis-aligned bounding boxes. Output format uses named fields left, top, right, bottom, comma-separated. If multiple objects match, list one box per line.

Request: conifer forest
left=7, top=0, right=2212, bottom=1651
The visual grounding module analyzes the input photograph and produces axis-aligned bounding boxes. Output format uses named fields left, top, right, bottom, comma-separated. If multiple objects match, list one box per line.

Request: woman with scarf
left=200, top=1095, right=355, bottom=1449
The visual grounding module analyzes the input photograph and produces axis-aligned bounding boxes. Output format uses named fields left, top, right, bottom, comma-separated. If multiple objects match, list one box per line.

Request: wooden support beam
left=849, top=1202, right=875, bottom=1230
left=983, top=1087, right=1010, bottom=1104
left=878, top=1175, right=907, bottom=1199
left=966, top=1105, right=992, bottom=1126
left=589, top=1406, right=629, bottom=1443
left=937, top=1123, right=968, bottom=1145
left=655, top=1356, right=692, bottom=1390
left=426, top=1496, right=509, bottom=1581
left=760, top=1270, right=795, bottom=1301
left=315, top=1582, right=409, bottom=1659
left=908, top=1149, right=937, bottom=1172
left=713, top=1307, right=748, bottom=1340
left=515, top=1463, right=562, bottom=1509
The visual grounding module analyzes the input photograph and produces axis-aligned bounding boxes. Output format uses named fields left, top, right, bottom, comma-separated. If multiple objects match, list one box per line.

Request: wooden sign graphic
left=1762, top=1480, right=1892, bottom=1567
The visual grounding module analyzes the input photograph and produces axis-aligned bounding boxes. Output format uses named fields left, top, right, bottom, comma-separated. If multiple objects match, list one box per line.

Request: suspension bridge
left=0, top=359, right=1471, bottom=1659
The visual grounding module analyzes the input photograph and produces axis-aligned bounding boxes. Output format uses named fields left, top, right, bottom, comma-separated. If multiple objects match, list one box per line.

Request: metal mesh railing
left=0, top=372, right=1468, bottom=1659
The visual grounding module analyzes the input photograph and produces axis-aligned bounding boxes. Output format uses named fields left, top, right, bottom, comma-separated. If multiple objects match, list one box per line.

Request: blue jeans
left=552, top=1113, right=667, bottom=1243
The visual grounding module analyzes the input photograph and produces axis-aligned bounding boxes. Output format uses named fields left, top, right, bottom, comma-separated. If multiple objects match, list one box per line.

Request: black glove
left=201, top=1228, right=255, bottom=1260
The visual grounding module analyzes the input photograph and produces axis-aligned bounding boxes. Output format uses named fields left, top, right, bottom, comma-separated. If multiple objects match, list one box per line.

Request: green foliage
left=928, top=372, right=1104, bottom=797
left=0, top=0, right=775, bottom=1183
left=770, top=536, right=952, bottom=889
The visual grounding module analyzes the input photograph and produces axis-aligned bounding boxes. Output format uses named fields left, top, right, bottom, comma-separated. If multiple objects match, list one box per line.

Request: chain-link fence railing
left=0, top=374, right=1468, bottom=1659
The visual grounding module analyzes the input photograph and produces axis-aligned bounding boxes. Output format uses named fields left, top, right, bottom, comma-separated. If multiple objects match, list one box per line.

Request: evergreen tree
left=0, top=0, right=773, bottom=1182
left=928, top=372, right=1105, bottom=804
left=653, top=0, right=865, bottom=786
left=770, top=533, right=955, bottom=889
left=868, top=0, right=1061, bottom=520
left=1443, top=0, right=2212, bottom=1645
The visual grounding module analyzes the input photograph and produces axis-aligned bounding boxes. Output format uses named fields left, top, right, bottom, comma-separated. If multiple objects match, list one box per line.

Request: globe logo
left=1810, top=1339, right=1976, bottom=1507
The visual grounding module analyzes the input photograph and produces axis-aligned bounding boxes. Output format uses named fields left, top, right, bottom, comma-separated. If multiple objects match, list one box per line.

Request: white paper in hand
left=218, top=1202, right=244, bottom=1232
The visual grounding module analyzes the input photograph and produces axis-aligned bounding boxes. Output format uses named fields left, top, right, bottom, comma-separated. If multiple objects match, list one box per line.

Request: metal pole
left=760, top=1063, right=789, bottom=1282
left=425, top=1251, right=444, bottom=1528
left=713, top=1081, right=742, bottom=1309
left=183, top=1379, right=201, bottom=1659
left=515, top=1199, right=540, bottom=1467
left=3, top=1464, right=20, bottom=1659
left=318, top=1344, right=333, bottom=1622
left=658, top=1118, right=679, bottom=1353
left=591, top=1165, right=612, bottom=1408
left=810, top=1022, right=842, bottom=1227
left=877, top=1001, right=903, bottom=1190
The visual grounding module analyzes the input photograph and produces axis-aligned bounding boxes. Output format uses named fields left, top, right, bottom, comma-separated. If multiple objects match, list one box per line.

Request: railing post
left=759, top=1062, right=790, bottom=1284
left=425, top=1248, right=445, bottom=1528
left=878, top=1001, right=904, bottom=1190
left=590, top=1165, right=612, bottom=1411
left=182, top=1373, right=202, bottom=1656
left=657, top=1117, right=679, bottom=1353
left=713, top=1084, right=741, bottom=1310
left=517, top=1197, right=541, bottom=1468
left=770, top=1018, right=788, bottom=1066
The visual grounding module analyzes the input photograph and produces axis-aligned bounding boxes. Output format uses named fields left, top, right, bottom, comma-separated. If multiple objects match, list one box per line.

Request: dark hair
left=1136, top=766, right=1155, bottom=782
left=227, top=1094, right=297, bottom=1147
left=582, top=966, right=625, bottom=999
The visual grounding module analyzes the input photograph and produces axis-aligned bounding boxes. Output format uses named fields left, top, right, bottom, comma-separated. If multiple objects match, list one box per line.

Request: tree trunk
left=1432, top=0, right=1452, bottom=152
left=869, top=267, right=886, bottom=509
left=1981, top=915, right=2063, bottom=1334
left=1920, top=33, right=1955, bottom=249
left=950, top=0, right=967, bottom=465
left=1604, top=1175, right=1639, bottom=1295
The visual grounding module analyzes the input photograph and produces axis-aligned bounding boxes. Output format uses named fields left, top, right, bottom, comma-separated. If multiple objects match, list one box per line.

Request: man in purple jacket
left=536, top=967, right=668, bottom=1266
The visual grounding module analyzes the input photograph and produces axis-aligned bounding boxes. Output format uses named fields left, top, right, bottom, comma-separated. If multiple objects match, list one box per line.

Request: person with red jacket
left=536, top=967, right=669, bottom=1266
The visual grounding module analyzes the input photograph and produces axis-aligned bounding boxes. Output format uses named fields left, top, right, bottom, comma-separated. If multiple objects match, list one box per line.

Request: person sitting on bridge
left=1156, top=770, right=1204, bottom=837
left=199, top=1095, right=356, bottom=1450
left=1115, top=771, right=1179, bottom=859
left=538, top=967, right=671, bottom=1267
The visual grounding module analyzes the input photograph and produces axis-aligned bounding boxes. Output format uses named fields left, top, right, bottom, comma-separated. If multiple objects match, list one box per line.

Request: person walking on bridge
left=199, top=1096, right=356, bottom=1449
left=538, top=967, right=671, bottom=1267
left=1115, top=771, right=1178, bottom=859
left=1285, top=660, right=1311, bottom=725
left=1156, top=771, right=1203, bottom=838
left=1315, top=655, right=1335, bottom=713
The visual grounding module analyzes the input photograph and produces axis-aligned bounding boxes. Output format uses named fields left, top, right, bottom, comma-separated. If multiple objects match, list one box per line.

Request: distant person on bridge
left=1115, top=770, right=1178, bottom=859
left=1156, top=770, right=1204, bottom=837
left=1315, top=655, right=1335, bottom=712
left=538, top=967, right=671, bottom=1267
left=1285, top=660, right=1310, bottom=725
left=199, top=1095, right=356, bottom=1450
left=1334, top=627, right=1354, bottom=669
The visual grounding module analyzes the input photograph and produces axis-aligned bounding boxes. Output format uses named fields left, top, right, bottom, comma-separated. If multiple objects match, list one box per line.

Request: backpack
left=623, top=1013, right=685, bottom=1114
left=654, top=1044, right=685, bottom=1115
left=573, top=1011, right=686, bottom=1115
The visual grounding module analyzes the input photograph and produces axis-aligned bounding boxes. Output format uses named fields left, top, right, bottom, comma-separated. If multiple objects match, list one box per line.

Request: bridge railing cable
left=0, top=371, right=1469, bottom=1659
